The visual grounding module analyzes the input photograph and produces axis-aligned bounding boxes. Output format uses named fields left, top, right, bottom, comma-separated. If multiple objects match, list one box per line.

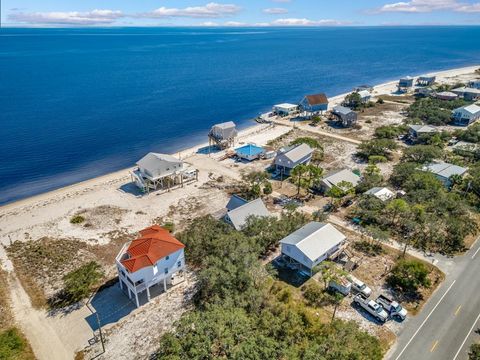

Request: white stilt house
left=116, top=225, right=186, bottom=308
left=208, top=121, right=238, bottom=150
left=131, top=152, right=198, bottom=193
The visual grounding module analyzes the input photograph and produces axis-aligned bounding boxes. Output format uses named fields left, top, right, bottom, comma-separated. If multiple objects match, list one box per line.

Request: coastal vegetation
left=49, top=261, right=104, bottom=308
left=352, top=151, right=478, bottom=254
left=70, top=215, right=85, bottom=224
left=406, top=97, right=470, bottom=125
left=0, top=269, right=35, bottom=360
left=157, top=214, right=384, bottom=359
left=387, top=259, right=431, bottom=294
left=357, top=138, right=398, bottom=162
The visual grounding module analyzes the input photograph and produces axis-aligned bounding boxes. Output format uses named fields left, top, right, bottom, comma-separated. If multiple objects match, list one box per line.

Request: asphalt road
left=387, top=239, right=480, bottom=360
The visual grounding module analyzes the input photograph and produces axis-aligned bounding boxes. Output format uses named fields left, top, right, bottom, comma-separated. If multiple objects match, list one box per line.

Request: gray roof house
left=136, top=153, right=184, bottom=181
left=274, top=143, right=314, bottom=176
left=208, top=121, right=238, bottom=149
left=358, top=90, right=372, bottom=103
left=224, top=196, right=271, bottom=230
left=332, top=106, right=358, bottom=127
left=422, top=162, right=468, bottom=187
left=451, top=87, right=480, bottom=101
left=280, top=222, right=347, bottom=272
left=452, top=104, right=480, bottom=126
left=131, top=152, right=198, bottom=193
left=408, top=124, right=438, bottom=139
left=435, top=91, right=458, bottom=101
left=319, top=169, right=361, bottom=192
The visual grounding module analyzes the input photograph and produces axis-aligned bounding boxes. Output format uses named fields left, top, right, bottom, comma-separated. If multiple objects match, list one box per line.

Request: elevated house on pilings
left=131, top=152, right=198, bottom=194
left=116, top=225, right=186, bottom=308
left=208, top=121, right=238, bottom=150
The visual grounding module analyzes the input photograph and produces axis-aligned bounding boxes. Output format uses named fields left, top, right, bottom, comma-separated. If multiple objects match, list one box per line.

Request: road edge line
left=394, top=280, right=457, bottom=360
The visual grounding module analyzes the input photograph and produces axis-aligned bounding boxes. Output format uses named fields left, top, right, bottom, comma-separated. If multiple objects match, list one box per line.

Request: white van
left=347, top=275, right=372, bottom=297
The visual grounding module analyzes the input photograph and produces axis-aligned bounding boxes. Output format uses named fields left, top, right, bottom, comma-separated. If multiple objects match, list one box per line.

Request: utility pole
left=96, top=312, right=105, bottom=354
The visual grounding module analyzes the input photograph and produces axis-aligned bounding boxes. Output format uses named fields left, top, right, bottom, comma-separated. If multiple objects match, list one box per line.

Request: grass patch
left=0, top=328, right=35, bottom=360
left=352, top=240, right=385, bottom=257
left=0, top=269, right=12, bottom=331
left=6, top=238, right=98, bottom=309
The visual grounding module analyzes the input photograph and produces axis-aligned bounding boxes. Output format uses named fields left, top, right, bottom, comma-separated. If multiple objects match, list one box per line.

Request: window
left=164, top=268, right=169, bottom=274
left=177, top=261, right=182, bottom=268
left=166, top=255, right=169, bottom=261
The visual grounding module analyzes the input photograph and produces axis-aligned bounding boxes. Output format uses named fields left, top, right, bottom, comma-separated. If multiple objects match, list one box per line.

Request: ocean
left=1, top=26, right=480, bottom=204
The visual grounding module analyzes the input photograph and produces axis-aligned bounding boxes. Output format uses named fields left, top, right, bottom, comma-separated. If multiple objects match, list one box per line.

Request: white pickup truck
left=376, top=295, right=408, bottom=320
left=347, top=275, right=372, bottom=297
left=353, top=294, right=389, bottom=323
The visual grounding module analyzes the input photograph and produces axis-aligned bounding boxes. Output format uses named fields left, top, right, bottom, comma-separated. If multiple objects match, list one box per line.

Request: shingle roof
left=227, top=198, right=270, bottom=230
left=305, top=93, right=328, bottom=106
left=121, top=225, right=185, bottom=273
left=422, top=162, right=468, bottom=179
left=280, top=222, right=346, bottom=262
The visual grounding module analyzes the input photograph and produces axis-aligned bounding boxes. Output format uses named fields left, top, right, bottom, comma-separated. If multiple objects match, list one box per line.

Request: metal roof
left=453, top=104, right=480, bottom=116
left=226, top=195, right=248, bottom=212
left=365, top=187, right=395, bottom=201
left=227, top=198, right=271, bottom=230
left=304, top=93, right=328, bottom=105
left=422, top=162, right=468, bottom=179
left=235, top=144, right=265, bottom=157
left=357, top=90, right=371, bottom=98
left=274, top=103, right=298, bottom=110
left=214, top=121, right=236, bottom=129
left=409, top=124, right=438, bottom=133
left=333, top=105, right=355, bottom=116
left=280, top=143, right=314, bottom=163
left=322, top=169, right=361, bottom=188
left=136, top=153, right=183, bottom=179
left=280, top=222, right=346, bottom=262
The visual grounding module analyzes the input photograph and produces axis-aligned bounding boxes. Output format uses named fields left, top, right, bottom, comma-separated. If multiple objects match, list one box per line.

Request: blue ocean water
left=1, top=26, right=480, bottom=204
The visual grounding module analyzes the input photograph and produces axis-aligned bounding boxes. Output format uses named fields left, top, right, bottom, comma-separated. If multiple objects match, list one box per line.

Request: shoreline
left=1, top=63, right=478, bottom=213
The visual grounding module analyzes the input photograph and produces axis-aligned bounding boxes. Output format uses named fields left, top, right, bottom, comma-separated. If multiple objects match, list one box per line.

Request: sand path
left=9, top=275, right=72, bottom=360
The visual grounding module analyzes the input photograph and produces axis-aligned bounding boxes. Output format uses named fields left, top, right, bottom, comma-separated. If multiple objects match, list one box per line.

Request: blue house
left=299, top=93, right=328, bottom=114
left=235, top=144, right=265, bottom=161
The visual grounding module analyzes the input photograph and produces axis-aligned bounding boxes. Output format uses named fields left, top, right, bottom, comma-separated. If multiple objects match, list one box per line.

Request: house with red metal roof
left=116, top=225, right=186, bottom=307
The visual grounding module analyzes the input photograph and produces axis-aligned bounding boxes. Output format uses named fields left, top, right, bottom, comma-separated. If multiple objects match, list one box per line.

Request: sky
left=1, top=0, right=480, bottom=27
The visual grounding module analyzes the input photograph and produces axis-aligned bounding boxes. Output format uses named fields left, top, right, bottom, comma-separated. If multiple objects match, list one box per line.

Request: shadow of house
left=85, top=281, right=136, bottom=331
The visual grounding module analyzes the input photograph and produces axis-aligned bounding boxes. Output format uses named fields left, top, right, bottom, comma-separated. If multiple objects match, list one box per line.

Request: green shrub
left=290, top=137, right=322, bottom=149
left=0, top=328, right=28, bottom=360
left=162, top=222, right=175, bottom=233
left=469, top=343, right=480, bottom=360
left=263, top=182, right=273, bottom=195
left=70, top=215, right=85, bottom=224
left=50, top=261, right=104, bottom=308
left=353, top=240, right=384, bottom=256
left=387, top=260, right=431, bottom=293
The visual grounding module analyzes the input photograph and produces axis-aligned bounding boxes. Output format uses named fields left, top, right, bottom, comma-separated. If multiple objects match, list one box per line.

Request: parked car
left=376, top=295, right=408, bottom=320
left=347, top=275, right=372, bottom=297
left=353, top=294, right=389, bottom=323
left=328, top=278, right=352, bottom=296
